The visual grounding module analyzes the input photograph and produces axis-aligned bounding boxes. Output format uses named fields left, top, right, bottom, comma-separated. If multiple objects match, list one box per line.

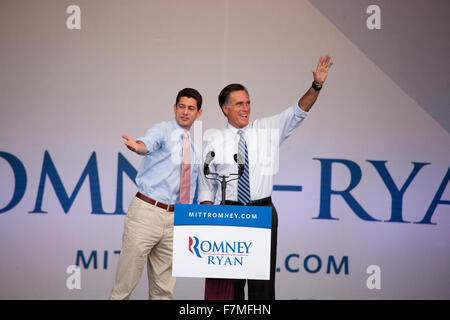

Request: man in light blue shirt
left=133, top=118, right=200, bottom=205
left=110, top=88, right=203, bottom=300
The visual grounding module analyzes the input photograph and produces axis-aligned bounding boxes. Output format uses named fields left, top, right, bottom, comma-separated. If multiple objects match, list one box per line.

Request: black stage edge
left=1, top=300, right=448, bottom=319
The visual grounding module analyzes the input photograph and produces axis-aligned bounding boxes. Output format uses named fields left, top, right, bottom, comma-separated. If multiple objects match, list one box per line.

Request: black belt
left=225, top=196, right=272, bottom=206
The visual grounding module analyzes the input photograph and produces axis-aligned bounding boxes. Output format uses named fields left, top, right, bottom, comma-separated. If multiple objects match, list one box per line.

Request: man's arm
left=298, top=55, right=333, bottom=112
left=122, top=134, right=148, bottom=155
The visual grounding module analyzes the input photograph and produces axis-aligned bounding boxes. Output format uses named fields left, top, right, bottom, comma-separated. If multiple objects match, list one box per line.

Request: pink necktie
left=180, top=132, right=190, bottom=204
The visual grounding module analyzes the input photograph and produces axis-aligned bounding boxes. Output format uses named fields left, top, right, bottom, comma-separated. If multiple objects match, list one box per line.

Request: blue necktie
left=237, top=130, right=250, bottom=205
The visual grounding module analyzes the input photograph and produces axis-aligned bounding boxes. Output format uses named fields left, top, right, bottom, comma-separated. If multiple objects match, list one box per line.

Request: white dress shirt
left=198, top=104, right=308, bottom=204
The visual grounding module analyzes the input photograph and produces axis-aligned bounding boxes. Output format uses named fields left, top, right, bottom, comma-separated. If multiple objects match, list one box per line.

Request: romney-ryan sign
left=172, top=204, right=272, bottom=280
left=0, top=151, right=448, bottom=225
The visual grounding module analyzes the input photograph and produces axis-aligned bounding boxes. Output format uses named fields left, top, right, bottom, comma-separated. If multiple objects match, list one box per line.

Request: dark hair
left=218, top=83, right=249, bottom=116
left=176, top=88, right=202, bottom=110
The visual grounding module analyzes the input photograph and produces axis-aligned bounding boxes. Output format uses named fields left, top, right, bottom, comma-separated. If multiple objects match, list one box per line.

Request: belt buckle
left=155, top=200, right=170, bottom=212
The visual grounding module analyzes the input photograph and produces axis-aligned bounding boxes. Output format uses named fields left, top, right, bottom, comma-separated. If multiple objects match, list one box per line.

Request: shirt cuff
left=135, top=137, right=151, bottom=155
left=197, top=190, right=215, bottom=204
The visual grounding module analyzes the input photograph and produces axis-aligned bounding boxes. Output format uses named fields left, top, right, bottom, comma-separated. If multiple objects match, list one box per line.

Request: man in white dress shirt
left=198, top=55, right=333, bottom=300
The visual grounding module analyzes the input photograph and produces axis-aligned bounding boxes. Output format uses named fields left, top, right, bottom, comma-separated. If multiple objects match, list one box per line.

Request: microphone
left=203, top=151, right=215, bottom=175
left=234, top=153, right=244, bottom=177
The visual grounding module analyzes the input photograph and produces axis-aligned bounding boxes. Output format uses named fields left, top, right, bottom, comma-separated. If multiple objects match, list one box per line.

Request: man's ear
left=222, top=105, right=228, bottom=116
left=173, top=104, right=177, bottom=113
left=196, top=109, right=203, bottom=118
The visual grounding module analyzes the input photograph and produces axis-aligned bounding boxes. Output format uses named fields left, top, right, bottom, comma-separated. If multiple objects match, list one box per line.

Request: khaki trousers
left=110, top=196, right=176, bottom=300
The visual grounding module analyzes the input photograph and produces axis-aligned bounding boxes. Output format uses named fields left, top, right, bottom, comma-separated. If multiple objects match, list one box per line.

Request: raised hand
left=312, top=55, right=333, bottom=85
left=122, top=134, right=138, bottom=152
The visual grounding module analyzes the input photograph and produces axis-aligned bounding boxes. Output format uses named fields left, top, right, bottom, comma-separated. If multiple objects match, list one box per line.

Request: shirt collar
left=171, top=119, right=191, bottom=139
left=225, top=122, right=250, bottom=134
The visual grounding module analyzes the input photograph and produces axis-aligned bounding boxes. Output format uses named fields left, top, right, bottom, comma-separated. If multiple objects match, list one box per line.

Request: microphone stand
left=204, top=154, right=243, bottom=205
left=203, top=153, right=244, bottom=300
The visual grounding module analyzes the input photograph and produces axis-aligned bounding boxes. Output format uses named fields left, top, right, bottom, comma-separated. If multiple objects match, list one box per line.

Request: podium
left=172, top=204, right=272, bottom=280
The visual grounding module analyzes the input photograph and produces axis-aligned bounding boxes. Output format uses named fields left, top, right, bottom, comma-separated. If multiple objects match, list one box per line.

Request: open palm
left=312, top=55, right=333, bottom=85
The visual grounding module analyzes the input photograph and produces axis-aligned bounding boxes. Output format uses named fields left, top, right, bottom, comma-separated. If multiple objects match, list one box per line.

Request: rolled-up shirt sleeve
left=135, top=122, right=166, bottom=155
left=254, top=104, right=309, bottom=145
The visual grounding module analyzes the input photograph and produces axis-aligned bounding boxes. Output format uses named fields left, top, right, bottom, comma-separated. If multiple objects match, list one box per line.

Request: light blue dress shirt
left=135, top=119, right=200, bottom=204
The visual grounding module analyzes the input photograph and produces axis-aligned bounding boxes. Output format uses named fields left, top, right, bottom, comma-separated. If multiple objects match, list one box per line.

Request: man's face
left=222, top=90, right=251, bottom=129
left=174, top=96, right=202, bottom=130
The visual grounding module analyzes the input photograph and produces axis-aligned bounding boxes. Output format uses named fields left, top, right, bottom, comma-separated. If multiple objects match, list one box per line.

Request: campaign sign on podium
left=172, top=204, right=272, bottom=280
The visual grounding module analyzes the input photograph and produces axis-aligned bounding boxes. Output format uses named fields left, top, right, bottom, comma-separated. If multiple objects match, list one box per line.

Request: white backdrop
left=1, top=0, right=449, bottom=299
